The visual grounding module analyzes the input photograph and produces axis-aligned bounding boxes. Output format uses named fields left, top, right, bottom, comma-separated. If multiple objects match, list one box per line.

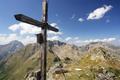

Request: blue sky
left=0, top=0, right=120, bottom=45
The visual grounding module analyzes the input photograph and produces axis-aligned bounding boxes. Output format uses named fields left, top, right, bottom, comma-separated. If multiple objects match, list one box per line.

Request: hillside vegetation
left=0, top=41, right=120, bottom=80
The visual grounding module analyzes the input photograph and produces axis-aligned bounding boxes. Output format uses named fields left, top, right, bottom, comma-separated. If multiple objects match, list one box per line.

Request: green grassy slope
left=1, top=43, right=120, bottom=80
left=0, top=44, right=55, bottom=80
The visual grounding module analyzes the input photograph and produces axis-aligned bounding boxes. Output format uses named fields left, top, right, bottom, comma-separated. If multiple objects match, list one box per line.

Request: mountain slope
left=0, top=43, right=56, bottom=80
left=0, top=40, right=24, bottom=60
left=0, top=41, right=82, bottom=80
left=51, top=44, right=120, bottom=80
left=0, top=41, right=120, bottom=80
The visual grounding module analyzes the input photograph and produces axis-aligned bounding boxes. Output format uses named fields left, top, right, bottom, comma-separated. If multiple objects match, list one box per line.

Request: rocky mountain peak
left=0, top=40, right=24, bottom=60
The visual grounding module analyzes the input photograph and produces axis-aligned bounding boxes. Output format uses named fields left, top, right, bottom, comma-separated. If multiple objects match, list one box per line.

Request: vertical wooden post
left=40, top=0, right=48, bottom=80
left=14, top=0, right=59, bottom=80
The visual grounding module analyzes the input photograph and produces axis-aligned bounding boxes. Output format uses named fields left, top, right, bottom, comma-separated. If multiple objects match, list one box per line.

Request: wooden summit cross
left=14, top=0, right=59, bottom=80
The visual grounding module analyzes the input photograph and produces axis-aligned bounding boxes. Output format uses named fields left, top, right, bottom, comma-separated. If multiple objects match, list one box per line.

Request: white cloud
left=0, top=34, right=17, bottom=45
left=9, top=22, right=62, bottom=36
left=48, top=23, right=63, bottom=36
left=4, top=22, right=62, bottom=45
left=8, top=23, right=115, bottom=46
left=0, top=33, right=117, bottom=46
left=64, top=37, right=116, bottom=46
left=65, top=37, right=72, bottom=41
left=83, top=38, right=116, bottom=43
left=9, top=22, right=41, bottom=35
left=87, top=5, right=112, bottom=20
left=50, top=23, right=59, bottom=29
left=78, top=18, right=84, bottom=22
left=20, top=36, right=36, bottom=45
left=48, top=31, right=63, bottom=35
left=9, top=24, right=20, bottom=31
left=48, top=36, right=61, bottom=41
left=18, top=22, right=41, bottom=35
left=0, top=33, right=37, bottom=45
left=74, top=37, right=79, bottom=40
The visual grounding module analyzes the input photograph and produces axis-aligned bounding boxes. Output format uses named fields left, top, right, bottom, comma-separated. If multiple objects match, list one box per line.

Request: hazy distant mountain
left=0, top=40, right=24, bottom=60
left=85, top=42, right=120, bottom=49
left=0, top=41, right=120, bottom=80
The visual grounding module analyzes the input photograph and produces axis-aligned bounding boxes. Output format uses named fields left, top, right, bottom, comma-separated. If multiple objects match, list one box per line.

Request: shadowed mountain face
left=0, top=41, right=120, bottom=80
left=0, top=40, right=24, bottom=60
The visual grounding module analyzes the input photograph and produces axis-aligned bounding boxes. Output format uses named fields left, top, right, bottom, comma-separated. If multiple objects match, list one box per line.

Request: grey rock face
left=0, top=40, right=24, bottom=60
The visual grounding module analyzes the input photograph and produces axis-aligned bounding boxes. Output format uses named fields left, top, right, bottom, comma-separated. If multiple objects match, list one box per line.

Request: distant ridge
left=0, top=40, right=24, bottom=60
left=0, top=40, right=120, bottom=80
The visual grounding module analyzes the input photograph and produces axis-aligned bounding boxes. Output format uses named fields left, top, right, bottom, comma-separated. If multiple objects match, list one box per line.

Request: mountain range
left=0, top=40, right=24, bottom=60
left=0, top=41, right=120, bottom=80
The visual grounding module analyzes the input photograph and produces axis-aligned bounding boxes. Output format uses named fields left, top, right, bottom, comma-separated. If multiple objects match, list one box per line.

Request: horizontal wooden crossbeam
left=14, top=14, right=59, bottom=32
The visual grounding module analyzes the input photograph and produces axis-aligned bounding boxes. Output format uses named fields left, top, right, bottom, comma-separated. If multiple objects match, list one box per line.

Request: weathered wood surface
left=14, top=0, right=59, bottom=80
left=15, top=14, right=59, bottom=32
